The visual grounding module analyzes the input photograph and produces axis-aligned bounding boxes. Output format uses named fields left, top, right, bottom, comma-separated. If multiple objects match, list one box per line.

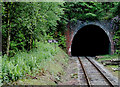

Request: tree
left=2, top=2, right=63, bottom=56
left=2, top=2, right=14, bottom=56
left=61, top=2, right=117, bottom=22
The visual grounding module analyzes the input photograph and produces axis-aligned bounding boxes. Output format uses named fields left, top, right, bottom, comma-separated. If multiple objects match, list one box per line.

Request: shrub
left=2, top=42, right=59, bottom=83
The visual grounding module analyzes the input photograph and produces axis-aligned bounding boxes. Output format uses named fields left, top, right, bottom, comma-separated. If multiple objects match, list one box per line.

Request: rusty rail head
left=85, top=56, right=114, bottom=87
left=78, top=56, right=92, bottom=87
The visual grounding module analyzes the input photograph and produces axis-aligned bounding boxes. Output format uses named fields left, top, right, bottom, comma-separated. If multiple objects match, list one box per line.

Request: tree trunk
left=30, top=34, right=32, bottom=50
left=6, top=29, right=10, bottom=56
left=6, top=3, right=11, bottom=56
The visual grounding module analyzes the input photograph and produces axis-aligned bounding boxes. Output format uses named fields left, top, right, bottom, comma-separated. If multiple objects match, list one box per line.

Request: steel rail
left=78, top=57, right=92, bottom=87
left=85, top=56, right=114, bottom=87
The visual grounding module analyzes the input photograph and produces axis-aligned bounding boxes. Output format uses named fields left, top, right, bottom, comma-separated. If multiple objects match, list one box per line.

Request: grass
left=97, top=54, right=119, bottom=78
left=105, top=65, right=119, bottom=78
left=16, top=79, right=56, bottom=85
left=97, top=54, right=118, bottom=62
left=15, top=50, right=68, bottom=85
left=2, top=42, right=69, bottom=85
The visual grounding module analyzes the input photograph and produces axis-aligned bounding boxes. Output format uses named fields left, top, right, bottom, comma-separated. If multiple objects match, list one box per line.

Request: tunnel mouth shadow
left=71, top=25, right=111, bottom=56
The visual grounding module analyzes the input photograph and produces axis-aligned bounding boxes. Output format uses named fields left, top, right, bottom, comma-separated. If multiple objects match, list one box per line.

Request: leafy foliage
left=58, top=2, right=120, bottom=53
left=112, top=2, right=120, bottom=54
left=2, top=2, right=63, bottom=56
left=2, top=42, right=59, bottom=83
left=61, top=2, right=117, bottom=22
left=2, top=2, right=120, bottom=84
left=46, top=31, right=66, bottom=50
left=3, top=2, right=119, bottom=56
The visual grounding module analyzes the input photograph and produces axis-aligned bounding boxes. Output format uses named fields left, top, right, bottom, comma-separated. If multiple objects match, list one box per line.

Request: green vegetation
left=2, top=2, right=120, bottom=57
left=2, top=42, right=68, bottom=84
left=0, top=56, right=2, bottom=86
left=112, top=2, right=120, bottom=54
left=61, top=2, right=118, bottom=21
left=60, top=2, right=120, bottom=53
left=97, top=54, right=119, bottom=77
left=97, top=54, right=118, bottom=61
left=15, top=48, right=68, bottom=85
left=2, top=2, right=64, bottom=56
left=2, top=2, right=120, bottom=85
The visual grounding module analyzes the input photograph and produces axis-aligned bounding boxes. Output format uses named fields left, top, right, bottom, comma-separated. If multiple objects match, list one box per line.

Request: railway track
left=78, top=56, right=116, bottom=86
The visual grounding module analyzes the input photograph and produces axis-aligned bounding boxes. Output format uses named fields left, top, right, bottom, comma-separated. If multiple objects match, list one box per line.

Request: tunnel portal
left=71, top=25, right=110, bottom=56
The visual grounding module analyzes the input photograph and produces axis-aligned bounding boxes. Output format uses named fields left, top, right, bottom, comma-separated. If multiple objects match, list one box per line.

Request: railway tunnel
left=71, top=25, right=111, bottom=56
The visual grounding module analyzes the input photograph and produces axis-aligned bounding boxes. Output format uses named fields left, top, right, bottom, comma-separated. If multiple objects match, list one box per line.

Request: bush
left=112, top=16, right=120, bottom=54
left=2, top=42, right=59, bottom=83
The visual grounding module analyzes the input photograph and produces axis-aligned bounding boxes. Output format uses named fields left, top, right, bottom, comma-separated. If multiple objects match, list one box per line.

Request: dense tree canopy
left=2, top=2, right=120, bottom=56
left=2, top=2, right=63, bottom=56
left=1, top=2, right=120, bottom=84
left=61, top=2, right=118, bottom=22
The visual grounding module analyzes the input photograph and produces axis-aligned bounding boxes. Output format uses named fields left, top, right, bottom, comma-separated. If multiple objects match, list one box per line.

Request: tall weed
left=2, top=42, right=59, bottom=83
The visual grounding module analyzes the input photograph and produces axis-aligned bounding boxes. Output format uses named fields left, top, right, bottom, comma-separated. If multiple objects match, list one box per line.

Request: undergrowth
left=0, top=56, right=2, bottom=86
left=97, top=54, right=118, bottom=62
left=2, top=42, right=62, bottom=83
left=97, top=54, right=119, bottom=76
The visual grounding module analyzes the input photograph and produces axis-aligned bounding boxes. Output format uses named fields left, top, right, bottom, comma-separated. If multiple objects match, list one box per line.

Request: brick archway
left=65, top=20, right=114, bottom=56
left=71, top=24, right=111, bottom=56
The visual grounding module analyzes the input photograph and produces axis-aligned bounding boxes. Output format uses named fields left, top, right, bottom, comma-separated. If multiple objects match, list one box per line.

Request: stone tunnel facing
left=71, top=25, right=110, bottom=56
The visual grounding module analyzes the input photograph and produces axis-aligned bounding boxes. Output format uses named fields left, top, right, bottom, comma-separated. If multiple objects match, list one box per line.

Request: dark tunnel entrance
left=71, top=25, right=110, bottom=56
